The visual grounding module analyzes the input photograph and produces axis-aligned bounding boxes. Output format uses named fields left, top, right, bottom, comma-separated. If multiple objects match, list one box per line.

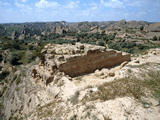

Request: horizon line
left=0, top=20, right=158, bottom=24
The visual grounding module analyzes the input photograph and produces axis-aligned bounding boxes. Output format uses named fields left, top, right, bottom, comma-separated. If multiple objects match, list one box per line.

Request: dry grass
left=37, top=109, right=52, bottom=119
left=143, top=70, right=160, bottom=99
left=82, top=67, right=160, bottom=103
left=36, top=99, right=62, bottom=119
left=82, top=77, right=143, bottom=102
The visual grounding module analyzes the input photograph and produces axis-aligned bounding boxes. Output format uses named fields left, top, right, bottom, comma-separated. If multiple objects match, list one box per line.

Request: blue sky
left=0, top=0, right=160, bottom=23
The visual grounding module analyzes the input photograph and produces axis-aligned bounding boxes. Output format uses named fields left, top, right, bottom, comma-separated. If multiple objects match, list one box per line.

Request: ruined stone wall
left=59, top=49, right=130, bottom=77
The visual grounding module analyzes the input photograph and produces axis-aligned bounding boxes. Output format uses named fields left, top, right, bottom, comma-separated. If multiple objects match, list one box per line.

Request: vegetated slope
left=1, top=20, right=160, bottom=55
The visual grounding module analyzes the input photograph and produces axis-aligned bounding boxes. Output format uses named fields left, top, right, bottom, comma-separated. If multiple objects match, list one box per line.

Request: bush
left=98, top=40, right=105, bottom=46
left=0, top=86, right=7, bottom=97
left=28, top=44, right=35, bottom=50
left=20, top=51, right=36, bottom=64
left=140, top=26, right=144, bottom=31
left=16, top=75, right=21, bottom=85
left=0, top=71, right=9, bottom=82
left=0, top=54, right=2, bottom=62
left=12, top=41, right=21, bottom=50
left=153, top=36, right=158, bottom=41
left=0, top=66, right=2, bottom=71
left=137, top=44, right=148, bottom=50
left=109, top=42, right=121, bottom=51
left=1, top=39, right=21, bottom=50
left=26, top=52, right=36, bottom=63
left=122, top=42, right=136, bottom=48
left=9, top=53, right=22, bottom=65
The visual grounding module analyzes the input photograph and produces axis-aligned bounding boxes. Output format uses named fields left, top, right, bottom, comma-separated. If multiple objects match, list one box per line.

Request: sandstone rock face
left=18, top=34, right=25, bottom=40
left=44, top=43, right=130, bottom=77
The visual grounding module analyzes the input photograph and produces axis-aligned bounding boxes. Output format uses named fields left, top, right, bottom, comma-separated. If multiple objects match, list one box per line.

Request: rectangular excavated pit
left=59, top=49, right=130, bottom=77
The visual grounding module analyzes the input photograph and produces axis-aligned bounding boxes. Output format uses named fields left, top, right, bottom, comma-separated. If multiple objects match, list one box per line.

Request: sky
left=0, top=0, right=160, bottom=23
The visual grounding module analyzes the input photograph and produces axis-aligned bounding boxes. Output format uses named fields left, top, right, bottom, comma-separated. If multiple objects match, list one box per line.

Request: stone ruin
left=43, top=43, right=131, bottom=77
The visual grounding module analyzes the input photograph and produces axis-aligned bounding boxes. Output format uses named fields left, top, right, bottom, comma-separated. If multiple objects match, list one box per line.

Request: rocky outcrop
left=147, top=22, right=160, bottom=32
left=44, top=43, right=130, bottom=77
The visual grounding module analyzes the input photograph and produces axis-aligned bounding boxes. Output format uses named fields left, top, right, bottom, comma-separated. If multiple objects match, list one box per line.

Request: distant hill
left=0, top=20, right=155, bottom=37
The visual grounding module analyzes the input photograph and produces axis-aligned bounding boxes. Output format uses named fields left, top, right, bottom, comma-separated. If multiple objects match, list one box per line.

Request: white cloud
left=15, top=1, right=32, bottom=10
left=100, top=0, right=124, bottom=8
left=65, top=1, right=79, bottom=9
left=123, top=0, right=142, bottom=7
left=21, top=0, right=27, bottom=3
left=15, top=2, right=25, bottom=8
left=0, top=1, right=10, bottom=6
left=90, top=3, right=98, bottom=10
left=35, top=0, right=59, bottom=9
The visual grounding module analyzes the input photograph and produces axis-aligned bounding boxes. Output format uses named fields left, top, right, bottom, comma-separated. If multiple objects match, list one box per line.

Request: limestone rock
left=108, top=72, right=115, bottom=77
left=94, top=70, right=104, bottom=77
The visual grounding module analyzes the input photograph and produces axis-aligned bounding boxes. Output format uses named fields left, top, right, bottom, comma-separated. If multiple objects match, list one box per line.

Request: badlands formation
left=2, top=43, right=160, bottom=120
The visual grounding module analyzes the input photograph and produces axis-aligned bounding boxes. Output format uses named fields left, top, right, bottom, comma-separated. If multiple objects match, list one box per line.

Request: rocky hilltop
left=1, top=20, right=160, bottom=42
left=44, top=43, right=130, bottom=77
left=1, top=43, right=160, bottom=120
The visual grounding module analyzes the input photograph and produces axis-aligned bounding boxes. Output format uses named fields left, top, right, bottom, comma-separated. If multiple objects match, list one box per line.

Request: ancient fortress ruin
left=43, top=43, right=131, bottom=77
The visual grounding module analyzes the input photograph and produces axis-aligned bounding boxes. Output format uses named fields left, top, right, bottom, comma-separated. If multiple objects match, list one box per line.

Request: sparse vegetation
left=0, top=66, right=2, bottom=71
left=125, top=28, right=136, bottom=34
left=143, top=70, right=160, bottom=99
left=0, top=54, right=3, bottom=62
left=0, top=71, right=9, bottom=82
left=16, top=75, right=21, bottom=85
left=9, top=52, right=22, bottom=65
left=153, top=36, right=158, bottom=41
left=127, top=69, right=132, bottom=73
left=82, top=67, right=160, bottom=103
left=82, top=77, right=143, bottom=102
left=140, top=26, right=144, bottom=31
left=35, top=100, right=62, bottom=119
left=70, top=91, right=80, bottom=105
left=38, top=109, right=52, bottom=119
left=98, top=40, right=105, bottom=46
left=70, top=115, right=77, bottom=120
left=0, top=86, right=7, bottom=97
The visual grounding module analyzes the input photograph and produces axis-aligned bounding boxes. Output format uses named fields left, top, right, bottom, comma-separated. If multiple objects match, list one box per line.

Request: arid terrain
left=0, top=20, right=160, bottom=120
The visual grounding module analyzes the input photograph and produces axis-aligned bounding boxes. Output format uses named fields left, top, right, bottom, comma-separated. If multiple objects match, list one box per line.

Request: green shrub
left=98, top=40, right=105, bottom=46
left=109, top=42, right=121, bottom=51
left=137, top=44, right=148, bottom=50
left=0, top=86, right=7, bottom=97
left=21, top=51, right=36, bottom=64
left=0, top=54, right=2, bottom=62
left=0, top=71, right=9, bottom=82
left=140, top=26, right=144, bottom=31
left=16, top=75, right=21, bottom=85
left=9, top=53, right=22, bottom=65
left=153, top=36, right=158, bottom=41
left=28, top=44, right=35, bottom=50
left=0, top=66, right=2, bottom=71
left=121, top=42, right=136, bottom=49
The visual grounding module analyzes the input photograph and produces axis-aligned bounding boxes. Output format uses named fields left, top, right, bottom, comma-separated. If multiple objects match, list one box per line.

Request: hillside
left=0, top=43, right=160, bottom=120
left=0, top=20, right=160, bottom=120
left=1, top=20, right=160, bottom=54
